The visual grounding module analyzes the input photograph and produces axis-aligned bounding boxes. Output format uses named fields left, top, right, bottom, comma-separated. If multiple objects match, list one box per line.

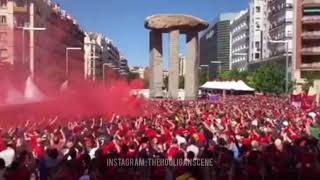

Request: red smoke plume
left=0, top=73, right=147, bottom=128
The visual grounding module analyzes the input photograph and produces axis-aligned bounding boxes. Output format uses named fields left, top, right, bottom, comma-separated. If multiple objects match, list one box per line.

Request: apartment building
left=0, top=0, right=85, bottom=84
left=200, top=13, right=238, bottom=79
left=84, top=33, right=121, bottom=81
left=230, top=9, right=250, bottom=71
left=179, top=54, right=186, bottom=76
left=295, top=0, right=320, bottom=79
left=248, top=0, right=294, bottom=81
left=249, top=0, right=266, bottom=62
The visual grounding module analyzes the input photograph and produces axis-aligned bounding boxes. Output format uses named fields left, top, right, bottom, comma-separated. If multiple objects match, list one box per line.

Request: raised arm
left=91, top=118, right=95, bottom=129
left=60, top=128, right=66, bottom=144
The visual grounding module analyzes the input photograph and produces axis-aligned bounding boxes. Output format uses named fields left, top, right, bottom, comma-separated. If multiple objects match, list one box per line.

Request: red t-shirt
left=101, top=142, right=117, bottom=154
left=167, top=145, right=179, bottom=159
left=197, top=133, right=207, bottom=145
left=145, top=129, right=157, bottom=139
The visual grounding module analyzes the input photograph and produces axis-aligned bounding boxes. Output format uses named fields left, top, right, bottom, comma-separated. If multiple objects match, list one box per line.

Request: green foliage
left=302, top=72, right=320, bottom=93
left=251, top=64, right=286, bottom=95
left=127, top=71, right=140, bottom=81
left=219, top=69, right=249, bottom=81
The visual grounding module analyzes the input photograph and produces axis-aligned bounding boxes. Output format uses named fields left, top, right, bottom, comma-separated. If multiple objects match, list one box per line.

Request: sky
left=55, top=0, right=249, bottom=67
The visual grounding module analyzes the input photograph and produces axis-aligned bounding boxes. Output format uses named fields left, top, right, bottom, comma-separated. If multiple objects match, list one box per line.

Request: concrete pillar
left=168, top=30, right=180, bottom=99
left=149, top=30, right=163, bottom=98
left=185, top=33, right=199, bottom=100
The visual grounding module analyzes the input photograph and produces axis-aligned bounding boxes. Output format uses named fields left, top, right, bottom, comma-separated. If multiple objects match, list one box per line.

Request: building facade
left=119, top=56, right=129, bottom=77
left=0, top=0, right=85, bottom=85
left=294, top=0, right=320, bottom=80
left=84, top=32, right=121, bottom=81
left=249, top=0, right=266, bottom=62
left=200, top=13, right=238, bottom=79
left=130, top=66, right=146, bottom=79
left=248, top=0, right=294, bottom=81
left=230, top=9, right=250, bottom=71
left=179, top=54, right=186, bottom=76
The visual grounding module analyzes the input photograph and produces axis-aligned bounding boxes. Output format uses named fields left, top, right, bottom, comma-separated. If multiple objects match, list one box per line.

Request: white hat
left=252, top=120, right=258, bottom=126
left=308, top=112, right=316, bottom=120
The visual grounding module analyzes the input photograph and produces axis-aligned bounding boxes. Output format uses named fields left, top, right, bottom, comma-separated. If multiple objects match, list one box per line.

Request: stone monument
left=145, top=14, right=208, bottom=100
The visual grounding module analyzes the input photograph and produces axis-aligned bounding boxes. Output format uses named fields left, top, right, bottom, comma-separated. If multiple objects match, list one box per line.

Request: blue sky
left=55, top=0, right=249, bottom=67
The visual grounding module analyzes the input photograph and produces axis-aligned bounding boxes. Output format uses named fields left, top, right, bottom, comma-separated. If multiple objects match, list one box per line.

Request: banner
left=209, top=95, right=217, bottom=103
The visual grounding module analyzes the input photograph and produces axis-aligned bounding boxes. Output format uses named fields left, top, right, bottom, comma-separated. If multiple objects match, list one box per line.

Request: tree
left=219, top=69, right=251, bottom=82
left=302, top=72, right=320, bottom=93
left=127, top=71, right=140, bottom=81
left=251, top=64, right=286, bottom=95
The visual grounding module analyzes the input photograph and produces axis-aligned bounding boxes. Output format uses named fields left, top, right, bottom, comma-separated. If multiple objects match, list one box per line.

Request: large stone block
left=145, top=14, right=208, bottom=33
left=185, top=33, right=199, bottom=100
left=149, top=31, right=163, bottom=98
left=168, top=30, right=180, bottom=99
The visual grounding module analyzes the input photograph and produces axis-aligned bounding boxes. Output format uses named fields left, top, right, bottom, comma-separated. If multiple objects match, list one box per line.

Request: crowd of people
left=0, top=95, right=319, bottom=180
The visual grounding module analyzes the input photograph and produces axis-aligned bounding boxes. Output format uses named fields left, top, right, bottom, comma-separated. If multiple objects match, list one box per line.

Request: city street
left=0, top=0, right=319, bottom=180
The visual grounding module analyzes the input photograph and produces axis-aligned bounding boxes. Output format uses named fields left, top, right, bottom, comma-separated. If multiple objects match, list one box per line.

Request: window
left=0, top=49, right=8, bottom=59
left=255, top=53, right=260, bottom=59
left=0, top=0, right=6, bottom=8
left=0, top=32, right=7, bottom=42
left=0, top=16, right=6, bottom=25
left=256, top=6, right=261, bottom=13
left=256, top=22, right=260, bottom=29
left=15, top=0, right=25, bottom=7
left=14, top=17, right=24, bottom=27
left=255, top=41, right=260, bottom=49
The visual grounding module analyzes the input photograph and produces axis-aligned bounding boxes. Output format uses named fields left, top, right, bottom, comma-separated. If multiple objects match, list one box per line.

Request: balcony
left=13, top=6, right=28, bottom=13
left=301, top=62, right=320, bottom=70
left=302, top=31, right=320, bottom=39
left=303, top=0, right=320, bottom=7
left=302, top=16, right=320, bottom=24
left=302, top=47, right=320, bottom=55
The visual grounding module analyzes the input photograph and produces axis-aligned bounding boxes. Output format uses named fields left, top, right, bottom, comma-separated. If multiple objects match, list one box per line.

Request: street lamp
left=17, top=26, right=46, bottom=76
left=66, top=47, right=82, bottom=75
left=269, top=40, right=289, bottom=94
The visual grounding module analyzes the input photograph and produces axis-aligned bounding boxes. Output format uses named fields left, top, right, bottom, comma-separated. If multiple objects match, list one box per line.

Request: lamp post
left=66, top=47, right=82, bottom=76
left=17, top=26, right=46, bottom=76
left=269, top=40, right=289, bottom=94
